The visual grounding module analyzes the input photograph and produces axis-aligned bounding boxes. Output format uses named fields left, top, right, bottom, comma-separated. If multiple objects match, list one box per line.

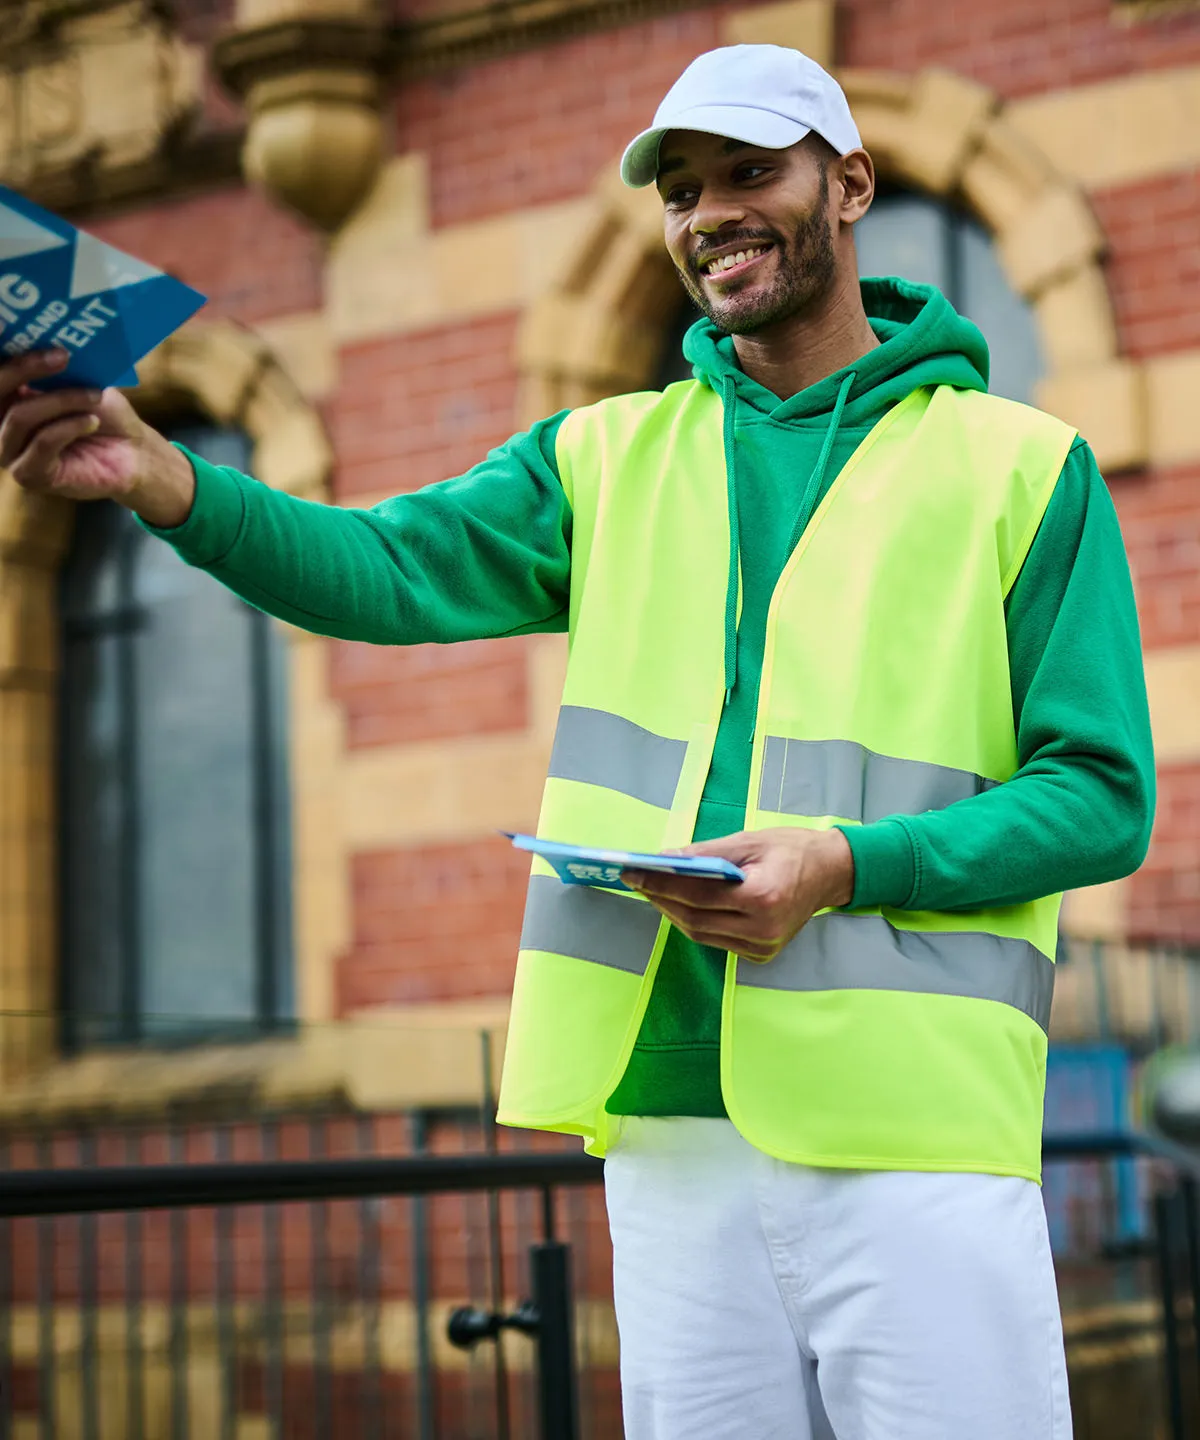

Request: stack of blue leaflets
left=0, top=184, right=206, bottom=390
left=504, top=832, right=745, bottom=891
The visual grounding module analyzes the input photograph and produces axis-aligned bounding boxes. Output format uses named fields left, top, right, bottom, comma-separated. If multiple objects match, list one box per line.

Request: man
left=1, top=44, right=1153, bottom=1440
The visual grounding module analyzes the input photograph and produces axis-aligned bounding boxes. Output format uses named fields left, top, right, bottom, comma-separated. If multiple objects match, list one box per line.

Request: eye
left=663, top=184, right=699, bottom=210
left=733, top=163, right=771, bottom=184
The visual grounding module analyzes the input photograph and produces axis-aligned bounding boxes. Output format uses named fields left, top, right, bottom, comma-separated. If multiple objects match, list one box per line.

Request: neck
left=730, top=269, right=880, bottom=400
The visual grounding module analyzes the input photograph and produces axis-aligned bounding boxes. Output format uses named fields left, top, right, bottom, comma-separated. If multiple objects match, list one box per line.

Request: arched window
left=656, top=189, right=1043, bottom=403
left=58, top=425, right=293, bottom=1049
left=854, top=189, right=1042, bottom=404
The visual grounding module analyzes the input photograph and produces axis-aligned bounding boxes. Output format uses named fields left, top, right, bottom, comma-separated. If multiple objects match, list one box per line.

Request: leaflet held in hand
left=0, top=184, right=206, bottom=390
left=504, top=832, right=745, bottom=891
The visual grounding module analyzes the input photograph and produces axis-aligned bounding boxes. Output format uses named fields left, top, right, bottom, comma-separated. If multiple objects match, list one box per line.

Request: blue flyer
left=504, top=832, right=745, bottom=891
left=0, top=184, right=206, bottom=391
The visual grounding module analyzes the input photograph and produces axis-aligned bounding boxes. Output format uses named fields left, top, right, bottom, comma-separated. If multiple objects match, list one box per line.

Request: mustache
left=689, top=230, right=780, bottom=277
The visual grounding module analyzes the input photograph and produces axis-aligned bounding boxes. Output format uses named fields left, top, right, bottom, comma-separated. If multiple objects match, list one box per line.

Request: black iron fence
left=0, top=1125, right=1196, bottom=1439
left=0, top=1115, right=617, bottom=1440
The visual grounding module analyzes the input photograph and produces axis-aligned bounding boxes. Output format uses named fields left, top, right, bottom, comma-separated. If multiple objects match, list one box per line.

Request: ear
left=837, top=150, right=875, bottom=225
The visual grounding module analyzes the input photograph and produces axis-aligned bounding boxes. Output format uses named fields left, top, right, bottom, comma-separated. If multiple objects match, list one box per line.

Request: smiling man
left=1, top=43, right=1154, bottom=1440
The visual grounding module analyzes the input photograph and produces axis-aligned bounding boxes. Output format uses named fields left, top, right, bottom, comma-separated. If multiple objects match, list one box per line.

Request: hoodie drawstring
left=721, top=375, right=740, bottom=705
left=782, top=370, right=856, bottom=562
left=719, top=369, right=857, bottom=707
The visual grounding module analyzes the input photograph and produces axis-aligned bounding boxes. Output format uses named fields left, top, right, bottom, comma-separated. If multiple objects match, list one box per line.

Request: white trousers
left=604, top=1117, right=1072, bottom=1440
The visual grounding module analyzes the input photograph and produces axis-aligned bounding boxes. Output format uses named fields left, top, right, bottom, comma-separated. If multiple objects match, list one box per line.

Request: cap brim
left=620, top=106, right=812, bottom=188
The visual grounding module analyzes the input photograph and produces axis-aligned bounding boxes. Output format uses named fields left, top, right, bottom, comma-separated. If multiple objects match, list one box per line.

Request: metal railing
left=0, top=1113, right=617, bottom=1440
left=0, top=1127, right=1196, bottom=1439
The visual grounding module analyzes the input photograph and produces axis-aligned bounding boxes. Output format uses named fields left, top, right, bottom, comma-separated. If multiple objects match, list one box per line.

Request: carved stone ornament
left=214, top=14, right=388, bottom=232
left=0, top=0, right=207, bottom=200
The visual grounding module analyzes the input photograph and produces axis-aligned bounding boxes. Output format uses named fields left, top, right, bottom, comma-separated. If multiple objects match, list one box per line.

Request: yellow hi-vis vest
left=496, top=380, right=1077, bottom=1182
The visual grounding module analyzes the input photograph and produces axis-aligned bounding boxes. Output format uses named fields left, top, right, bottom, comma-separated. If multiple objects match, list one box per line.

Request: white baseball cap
left=620, top=44, right=862, bottom=189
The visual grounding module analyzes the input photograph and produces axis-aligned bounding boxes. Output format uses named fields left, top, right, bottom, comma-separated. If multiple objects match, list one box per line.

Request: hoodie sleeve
left=841, top=437, right=1156, bottom=913
left=141, top=413, right=573, bottom=644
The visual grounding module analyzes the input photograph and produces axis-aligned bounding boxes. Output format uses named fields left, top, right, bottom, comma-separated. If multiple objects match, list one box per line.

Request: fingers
left=10, top=414, right=101, bottom=485
left=0, top=348, right=69, bottom=403
left=636, top=894, right=781, bottom=960
left=0, top=387, right=104, bottom=471
left=622, top=869, right=744, bottom=910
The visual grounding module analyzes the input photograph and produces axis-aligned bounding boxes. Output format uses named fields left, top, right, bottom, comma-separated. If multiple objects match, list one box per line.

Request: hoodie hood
left=682, top=276, right=990, bottom=422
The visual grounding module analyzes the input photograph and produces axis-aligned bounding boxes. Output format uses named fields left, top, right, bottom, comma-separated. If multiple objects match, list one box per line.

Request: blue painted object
left=1042, top=1044, right=1143, bottom=1255
left=0, top=184, right=205, bottom=390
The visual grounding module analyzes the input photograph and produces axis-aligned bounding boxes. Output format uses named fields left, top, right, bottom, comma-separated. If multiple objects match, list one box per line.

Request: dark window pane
left=59, top=625, right=129, bottom=1048
left=132, top=528, right=262, bottom=1036
left=957, top=217, right=1043, bottom=404
left=59, top=426, right=293, bottom=1048
left=856, top=194, right=949, bottom=293
left=857, top=190, right=1042, bottom=405
left=655, top=301, right=701, bottom=389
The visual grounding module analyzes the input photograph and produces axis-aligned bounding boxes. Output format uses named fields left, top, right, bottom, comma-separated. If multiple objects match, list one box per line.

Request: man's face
left=656, top=131, right=837, bottom=335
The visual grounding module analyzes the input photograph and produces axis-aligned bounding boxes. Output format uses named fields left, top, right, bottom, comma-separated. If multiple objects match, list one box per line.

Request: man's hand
left=623, top=827, right=855, bottom=963
left=0, top=349, right=197, bottom=528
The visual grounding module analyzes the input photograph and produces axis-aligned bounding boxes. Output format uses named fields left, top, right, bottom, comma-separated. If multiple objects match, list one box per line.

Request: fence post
left=1181, top=1178, right=1200, bottom=1427
left=530, top=1241, right=581, bottom=1440
left=1155, top=1189, right=1187, bottom=1440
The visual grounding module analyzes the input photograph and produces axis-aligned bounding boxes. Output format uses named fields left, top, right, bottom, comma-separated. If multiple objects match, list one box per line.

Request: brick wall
left=1111, top=466, right=1200, bottom=653
left=339, top=840, right=533, bottom=1014
left=395, top=10, right=725, bottom=228
left=87, top=187, right=324, bottom=327
left=329, top=637, right=530, bottom=750
left=329, top=315, right=522, bottom=500
left=1128, top=764, right=1200, bottom=945
left=1091, top=170, right=1200, bottom=360
left=840, top=0, right=1200, bottom=97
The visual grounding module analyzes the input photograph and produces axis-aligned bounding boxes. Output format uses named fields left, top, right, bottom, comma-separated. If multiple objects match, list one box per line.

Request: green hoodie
left=148, top=278, right=1155, bottom=1119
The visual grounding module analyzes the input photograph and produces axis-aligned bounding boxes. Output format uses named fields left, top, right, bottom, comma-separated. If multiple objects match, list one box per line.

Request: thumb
left=92, top=386, right=143, bottom=437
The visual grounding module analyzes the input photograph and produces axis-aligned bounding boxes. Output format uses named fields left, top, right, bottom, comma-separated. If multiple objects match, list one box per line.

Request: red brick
left=329, top=636, right=531, bottom=748
left=1110, top=465, right=1200, bottom=650
left=1128, top=763, right=1200, bottom=945
left=86, top=187, right=323, bottom=328
left=840, top=0, right=1200, bottom=100
left=1092, top=170, right=1200, bottom=359
left=337, top=839, right=532, bottom=1013
left=395, top=11, right=724, bottom=228
left=330, top=315, right=522, bottom=500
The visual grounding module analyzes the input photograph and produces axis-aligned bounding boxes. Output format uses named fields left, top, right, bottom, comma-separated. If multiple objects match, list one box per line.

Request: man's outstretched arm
left=0, top=348, right=573, bottom=646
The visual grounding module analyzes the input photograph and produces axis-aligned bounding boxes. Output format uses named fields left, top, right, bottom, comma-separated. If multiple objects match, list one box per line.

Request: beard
left=677, top=170, right=837, bottom=335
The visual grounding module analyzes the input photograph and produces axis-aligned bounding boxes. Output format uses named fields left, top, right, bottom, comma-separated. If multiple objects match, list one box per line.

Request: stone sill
left=0, top=999, right=509, bottom=1133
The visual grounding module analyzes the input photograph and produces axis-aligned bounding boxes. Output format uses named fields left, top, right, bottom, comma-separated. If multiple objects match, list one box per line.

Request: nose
left=689, top=186, right=747, bottom=237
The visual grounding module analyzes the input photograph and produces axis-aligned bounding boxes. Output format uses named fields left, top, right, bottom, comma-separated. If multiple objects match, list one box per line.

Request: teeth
left=707, top=246, right=765, bottom=274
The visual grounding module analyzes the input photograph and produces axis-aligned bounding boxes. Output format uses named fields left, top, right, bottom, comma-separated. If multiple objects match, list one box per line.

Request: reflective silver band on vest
left=737, top=913, right=1054, bottom=1033
left=520, top=874, right=662, bottom=974
left=758, top=736, right=997, bottom=824
left=547, top=705, right=687, bottom=811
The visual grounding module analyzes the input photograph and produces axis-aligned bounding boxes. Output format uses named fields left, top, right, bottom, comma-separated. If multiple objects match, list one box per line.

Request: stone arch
left=0, top=321, right=343, bottom=1079
left=516, top=66, right=1139, bottom=472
